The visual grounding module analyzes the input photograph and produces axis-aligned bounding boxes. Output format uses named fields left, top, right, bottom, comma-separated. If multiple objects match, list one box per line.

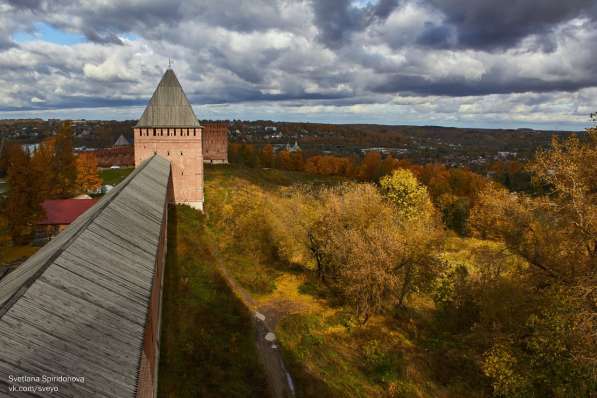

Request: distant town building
left=134, top=68, right=204, bottom=210
left=22, top=143, right=40, bottom=154
left=497, top=151, right=518, bottom=159
left=285, top=140, right=301, bottom=152
left=202, top=122, right=229, bottom=164
left=361, top=147, right=409, bottom=156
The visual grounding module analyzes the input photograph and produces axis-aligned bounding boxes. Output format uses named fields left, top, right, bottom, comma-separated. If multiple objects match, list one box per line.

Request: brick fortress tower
left=134, top=68, right=204, bottom=210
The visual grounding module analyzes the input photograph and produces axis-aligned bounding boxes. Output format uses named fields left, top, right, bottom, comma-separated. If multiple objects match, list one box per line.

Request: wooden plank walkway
left=0, top=155, right=171, bottom=398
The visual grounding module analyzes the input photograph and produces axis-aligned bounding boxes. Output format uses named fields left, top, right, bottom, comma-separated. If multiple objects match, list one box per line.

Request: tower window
left=167, top=151, right=170, bottom=156
left=180, top=151, right=183, bottom=155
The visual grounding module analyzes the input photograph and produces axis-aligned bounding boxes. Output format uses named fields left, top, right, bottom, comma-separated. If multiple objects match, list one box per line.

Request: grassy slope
left=202, top=165, right=481, bottom=398
left=158, top=205, right=269, bottom=398
left=99, top=167, right=134, bottom=186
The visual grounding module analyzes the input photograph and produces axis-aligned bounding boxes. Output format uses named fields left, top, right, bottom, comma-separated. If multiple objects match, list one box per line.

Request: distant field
left=99, top=167, right=133, bottom=186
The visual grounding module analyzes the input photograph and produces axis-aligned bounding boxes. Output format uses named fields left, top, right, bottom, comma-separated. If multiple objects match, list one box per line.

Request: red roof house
left=38, top=199, right=97, bottom=225
left=35, top=199, right=97, bottom=243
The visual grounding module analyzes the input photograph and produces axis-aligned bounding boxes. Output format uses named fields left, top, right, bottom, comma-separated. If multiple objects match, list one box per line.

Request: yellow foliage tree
left=76, top=152, right=102, bottom=193
left=379, top=168, right=435, bottom=222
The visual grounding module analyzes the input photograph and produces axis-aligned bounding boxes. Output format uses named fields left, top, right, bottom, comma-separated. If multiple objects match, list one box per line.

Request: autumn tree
left=239, top=144, right=259, bottom=167
left=306, top=183, right=441, bottom=321
left=379, top=169, right=434, bottom=222
left=76, top=152, right=102, bottom=193
left=260, top=144, right=274, bottom=168
left=30, top=138, right=55, bottom=200
left=0, top=210, right=9, bottom=259
left=379, top=169, right=442, bottom=305
left=467, top=126, right=597, bottom=396
left=228, top=143, right=241, bottom=163
left=358, top=151, right=382, bottom=181
left=48, top=122, right=77, bottom=198
left=4, top=145, right=42, bottom=243
left=379, top=154, right=399, bottom=177
left=289, top=150, right=304, bottom=171
left=0, top=139, right=8, bottom=177
left=275, top=149, right=291, bottom=170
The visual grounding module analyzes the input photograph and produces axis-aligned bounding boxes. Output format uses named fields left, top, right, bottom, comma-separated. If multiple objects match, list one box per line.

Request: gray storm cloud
left=0, top=0, right=595, bottom=128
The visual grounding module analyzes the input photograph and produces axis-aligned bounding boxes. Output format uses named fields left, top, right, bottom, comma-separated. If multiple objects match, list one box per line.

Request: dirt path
left=214, top=263, right=295, bottom=398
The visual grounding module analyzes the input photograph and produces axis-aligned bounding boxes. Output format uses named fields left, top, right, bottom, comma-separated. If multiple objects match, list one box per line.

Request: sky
left=0, top=0, right=596, bottom=130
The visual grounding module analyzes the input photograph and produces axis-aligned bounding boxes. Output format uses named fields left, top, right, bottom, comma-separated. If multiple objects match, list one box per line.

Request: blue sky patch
left=12, top=22, right=86, bottom=45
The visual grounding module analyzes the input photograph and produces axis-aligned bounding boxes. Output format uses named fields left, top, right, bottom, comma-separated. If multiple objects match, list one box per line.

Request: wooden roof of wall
left=0, top=155, right=171, bottom=397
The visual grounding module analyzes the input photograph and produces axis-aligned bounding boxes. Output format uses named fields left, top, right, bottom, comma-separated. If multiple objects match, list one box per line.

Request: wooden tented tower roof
left=136, top=68, right=200, bottom=128
left=0, top=155, right=171, bottom=397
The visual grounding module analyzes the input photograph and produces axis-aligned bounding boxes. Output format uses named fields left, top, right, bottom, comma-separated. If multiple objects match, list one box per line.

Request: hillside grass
left=200, top=164, right=501, bottom=397
left=99, top=167, right=134, bottom=186
left=158, top=205, right=269, bottom=398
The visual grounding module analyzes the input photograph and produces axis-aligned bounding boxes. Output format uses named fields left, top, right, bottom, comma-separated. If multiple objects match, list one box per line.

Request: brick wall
left=136, top=178, right=170, bottom=398
left=202, top=123, right=228, bottom=163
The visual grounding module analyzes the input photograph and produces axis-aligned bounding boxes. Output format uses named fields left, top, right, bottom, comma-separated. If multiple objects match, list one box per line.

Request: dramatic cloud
left=427, top=0, right=597, bottom=50
left=0, top=0, right=595, bottom=129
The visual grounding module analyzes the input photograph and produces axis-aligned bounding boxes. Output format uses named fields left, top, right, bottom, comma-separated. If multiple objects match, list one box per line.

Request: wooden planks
left=0, top=155, right=171, bottom=398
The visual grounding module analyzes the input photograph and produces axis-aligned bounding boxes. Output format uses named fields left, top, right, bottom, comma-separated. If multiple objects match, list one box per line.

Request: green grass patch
left=205, top=163, right=346, bottom=191
left=220, top=253, right=279, bottom=295
left=100, top=167, right=134, bottom=186
left=157, top=205, right=269, bottom=398
left=276, top=313, right=383, bottom=398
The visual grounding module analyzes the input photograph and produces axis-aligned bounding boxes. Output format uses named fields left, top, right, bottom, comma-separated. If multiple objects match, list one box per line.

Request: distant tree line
left=229, top=143, right=510, bottom=235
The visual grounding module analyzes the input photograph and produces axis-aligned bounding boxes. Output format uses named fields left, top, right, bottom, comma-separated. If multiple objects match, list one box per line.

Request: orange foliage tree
left=275, top=149, right=291, bottom=170
left=260, top=144, right=274, bottom=168
left=76, top=152, right=102, bottom=193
